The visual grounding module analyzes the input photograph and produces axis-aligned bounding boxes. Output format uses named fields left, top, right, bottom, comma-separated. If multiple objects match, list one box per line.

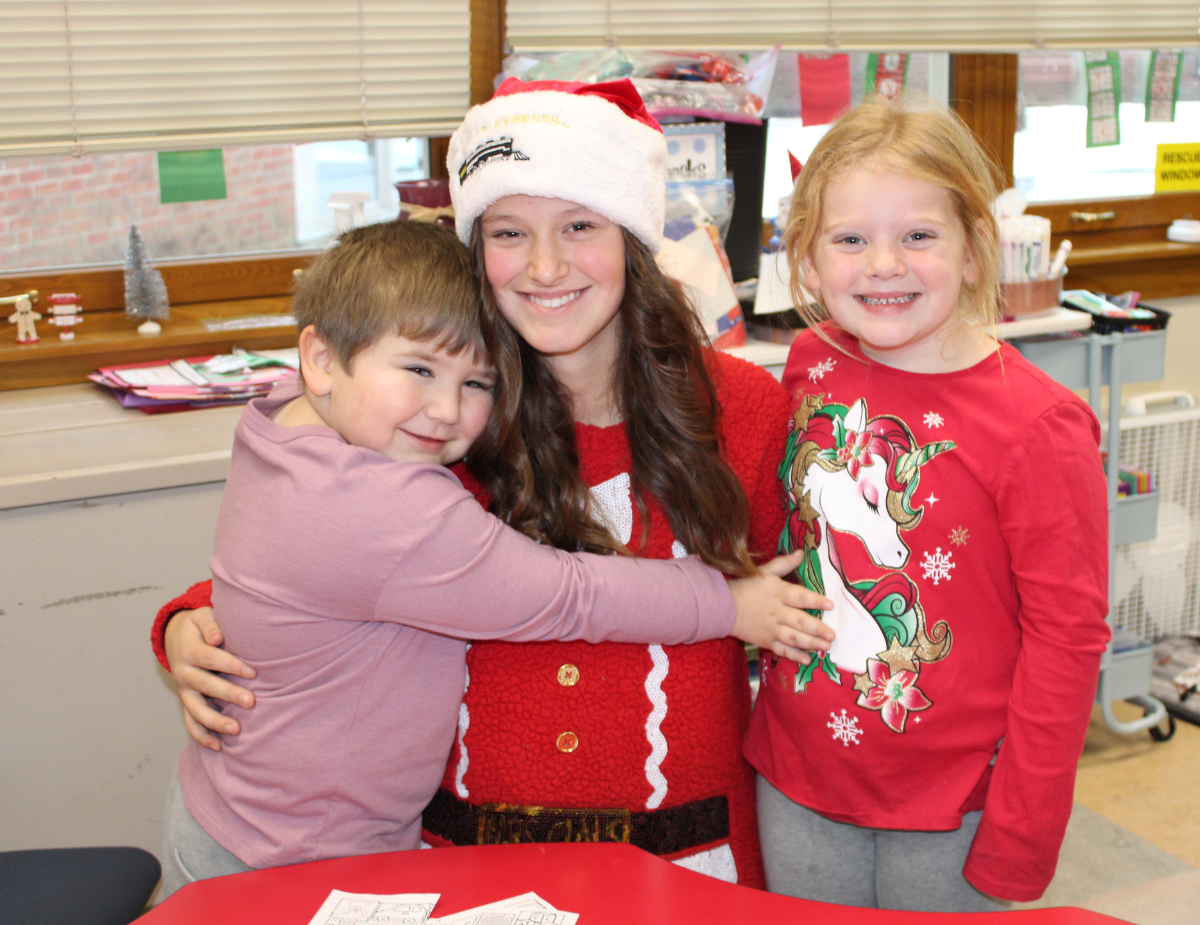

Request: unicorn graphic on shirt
left=776, top=394, right=954, bottom=702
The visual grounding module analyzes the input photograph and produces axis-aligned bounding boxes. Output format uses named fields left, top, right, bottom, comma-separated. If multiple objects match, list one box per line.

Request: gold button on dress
left=556, top=731, right=580, bottom=753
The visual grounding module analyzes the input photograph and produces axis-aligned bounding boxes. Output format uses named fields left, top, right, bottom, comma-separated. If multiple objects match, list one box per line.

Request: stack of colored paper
left=1118, top=465, right=1155, bottom=497
left=89, top=348, right=298, bottom=413
left=1100, top=452, right=1156, bottom=496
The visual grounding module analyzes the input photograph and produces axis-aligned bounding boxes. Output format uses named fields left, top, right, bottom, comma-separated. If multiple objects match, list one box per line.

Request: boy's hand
left=728, top=551, right=834, bottom=663
left=164, top=607, right=256, bottom=751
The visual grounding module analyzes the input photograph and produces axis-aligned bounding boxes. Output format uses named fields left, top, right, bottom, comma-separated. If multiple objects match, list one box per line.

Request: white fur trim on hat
left=448, top=89, right=667, bottom=253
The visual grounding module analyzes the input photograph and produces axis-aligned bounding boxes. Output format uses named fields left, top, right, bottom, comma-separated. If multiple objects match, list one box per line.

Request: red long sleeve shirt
left=743, top=328, right=1110, bottom=902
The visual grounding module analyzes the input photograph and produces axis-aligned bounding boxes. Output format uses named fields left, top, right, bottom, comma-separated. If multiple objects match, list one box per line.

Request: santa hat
left=447, top=78, right=667, bottom=253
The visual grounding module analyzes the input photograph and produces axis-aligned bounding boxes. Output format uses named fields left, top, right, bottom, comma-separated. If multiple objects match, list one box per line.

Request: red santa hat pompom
left=447, top=78, right=668, bottom=253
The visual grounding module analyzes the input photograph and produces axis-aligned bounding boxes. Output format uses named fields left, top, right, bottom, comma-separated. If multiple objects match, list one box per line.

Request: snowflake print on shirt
left=774, top=393, right=955, bottom=735
left=921, top=547, right=955, bottom=585
left=924, top=411, right=944, bottom=428
left=827, top=709, right=863, bottom=746
left=950, top=526, right=969, bottom=546
left=807, top=358, right=836, bottom=383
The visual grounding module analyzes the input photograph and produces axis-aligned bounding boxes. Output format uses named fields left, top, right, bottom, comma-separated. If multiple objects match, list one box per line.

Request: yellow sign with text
left=1155, top=143, right=1200, bottom=192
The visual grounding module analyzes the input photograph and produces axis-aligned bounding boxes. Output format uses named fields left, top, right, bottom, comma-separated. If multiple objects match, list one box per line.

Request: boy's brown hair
left=292, top=220, right=483, bottom=369
left=785, top=94, right=1003, bottom=332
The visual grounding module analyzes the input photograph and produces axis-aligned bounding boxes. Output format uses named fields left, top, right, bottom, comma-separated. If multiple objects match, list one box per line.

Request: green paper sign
left=1084, top=51, right=1121, bottom=148
left=1146, top=50, right=1183, bottom=123
left=158, top=149, right=227, bottom=204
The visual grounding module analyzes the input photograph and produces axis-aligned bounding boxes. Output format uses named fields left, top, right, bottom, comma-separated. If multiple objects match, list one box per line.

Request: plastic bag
left=638, top=50, right=757, bottom=85
left=633, top=79, right=763, bottom=123
left=665, top=179, right=735, bottom=243
left=504, top=48, right=636, bottom=84
left=657, top=178, right=745, bottom=348
left=498, top=46, right=779, bottom=123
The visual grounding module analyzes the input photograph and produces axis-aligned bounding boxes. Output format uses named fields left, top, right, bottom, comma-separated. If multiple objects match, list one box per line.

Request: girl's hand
left=164, top=607, right=257, bottom=751
left=728, top=551, right=834, bottom=663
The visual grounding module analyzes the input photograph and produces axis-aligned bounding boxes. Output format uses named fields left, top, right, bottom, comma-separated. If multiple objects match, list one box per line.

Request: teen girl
left=154, top=78, right=818, bottom=887
left=742, top=96, right=1111, bottom=911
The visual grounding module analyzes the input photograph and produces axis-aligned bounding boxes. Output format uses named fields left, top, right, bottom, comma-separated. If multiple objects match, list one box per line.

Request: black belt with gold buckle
left=423, top=788, right=729, bottom=856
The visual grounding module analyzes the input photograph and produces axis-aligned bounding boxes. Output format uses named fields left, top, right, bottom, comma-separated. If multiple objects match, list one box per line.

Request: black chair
left=0, top=847, right=161, bottom=925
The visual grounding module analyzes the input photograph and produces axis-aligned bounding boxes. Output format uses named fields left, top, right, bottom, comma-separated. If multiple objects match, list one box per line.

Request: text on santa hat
left=480, top=114, right=567, bottom=131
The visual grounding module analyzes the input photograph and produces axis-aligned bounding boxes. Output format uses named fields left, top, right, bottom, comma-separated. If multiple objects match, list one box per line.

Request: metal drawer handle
left=1070, top=210, right=1117, bottom=223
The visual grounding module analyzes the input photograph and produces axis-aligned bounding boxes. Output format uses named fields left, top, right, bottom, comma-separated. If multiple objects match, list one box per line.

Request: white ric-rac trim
left=643, top=644, right=670, bottom=809
left=672, top=844, right=738, bottom=883
left=454, top=655, right=471, bottom=799
left=642, top=538, right=687, bottom=806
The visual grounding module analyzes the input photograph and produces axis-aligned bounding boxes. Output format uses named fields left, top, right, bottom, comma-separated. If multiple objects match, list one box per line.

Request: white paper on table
left=168, top=359, right=214, bottom=386
left=429, top=891, right=577, bottom=925
left=306, top=890, right=440, bottom=925
left=108, top=364, right=199, bottom=388
left=752, top=250, right=795, bottom=315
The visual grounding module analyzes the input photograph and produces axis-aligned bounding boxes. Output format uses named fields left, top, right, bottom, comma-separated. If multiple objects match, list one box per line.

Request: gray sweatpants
left=756, top=775, right=1010, bottom=913
left=159, top=768, right=255, bottom=901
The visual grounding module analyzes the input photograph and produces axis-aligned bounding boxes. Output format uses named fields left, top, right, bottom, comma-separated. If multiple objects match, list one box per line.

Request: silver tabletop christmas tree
left=124, top=225, right=170, bottom=335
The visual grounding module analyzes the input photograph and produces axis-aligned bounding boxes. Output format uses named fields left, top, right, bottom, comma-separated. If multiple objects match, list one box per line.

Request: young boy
left=160, top=220, right=828, bottom=897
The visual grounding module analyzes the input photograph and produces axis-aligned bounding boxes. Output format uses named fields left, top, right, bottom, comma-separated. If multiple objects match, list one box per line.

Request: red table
left=137, top=842, right=1132, bottom=924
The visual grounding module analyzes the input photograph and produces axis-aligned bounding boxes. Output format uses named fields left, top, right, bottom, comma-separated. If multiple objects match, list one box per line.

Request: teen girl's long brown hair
left=465, top=224, right=757, bottom=578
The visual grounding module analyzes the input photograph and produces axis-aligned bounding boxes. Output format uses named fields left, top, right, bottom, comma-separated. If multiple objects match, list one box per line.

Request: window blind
left=4, top=0, right=471, bottom=157
left=506, top=1, right=1200, bottom=53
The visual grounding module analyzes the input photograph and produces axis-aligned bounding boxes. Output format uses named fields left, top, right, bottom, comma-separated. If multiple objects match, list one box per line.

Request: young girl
left=742, top=97, right=1112, bottom=911
left=155, top=78, right=817, bottom=887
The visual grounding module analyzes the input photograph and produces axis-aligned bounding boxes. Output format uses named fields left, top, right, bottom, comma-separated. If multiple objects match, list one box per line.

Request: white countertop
left=0, top=383, right=242, bottom=509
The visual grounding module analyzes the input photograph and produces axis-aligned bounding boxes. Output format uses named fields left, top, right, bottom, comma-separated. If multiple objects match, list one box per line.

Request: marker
left=1048, top=239, right=1072, bottom=279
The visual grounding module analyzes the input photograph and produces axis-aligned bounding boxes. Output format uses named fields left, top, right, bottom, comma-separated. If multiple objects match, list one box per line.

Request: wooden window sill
left=1051, top=232, right=1200, bottom=299
left=0, top=297, right=297, bottom=390
left=1, top=253, right=310, bottom=390
left=1067, top=239, right=1200, bottom=266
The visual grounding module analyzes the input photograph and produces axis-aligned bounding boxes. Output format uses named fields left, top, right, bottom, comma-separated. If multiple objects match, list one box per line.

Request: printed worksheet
left=306, top=890, right=440, bottom=925
left=429, top=892, right=577, bottom=925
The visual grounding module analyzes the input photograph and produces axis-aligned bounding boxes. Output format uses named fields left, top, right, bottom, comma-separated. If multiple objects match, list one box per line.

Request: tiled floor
left=1013, top=703, right=1200, bottom=924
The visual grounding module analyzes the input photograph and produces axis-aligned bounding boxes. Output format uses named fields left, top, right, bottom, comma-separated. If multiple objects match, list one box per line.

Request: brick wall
left=1, top=146, right=296, bottom=272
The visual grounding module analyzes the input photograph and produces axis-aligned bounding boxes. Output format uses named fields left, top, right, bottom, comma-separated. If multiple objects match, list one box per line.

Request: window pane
left=762, top=120, right=832, bottom=219
left=1014, top=50, right=1200, bottom=204
left=3, top=138, right=427, bottom=272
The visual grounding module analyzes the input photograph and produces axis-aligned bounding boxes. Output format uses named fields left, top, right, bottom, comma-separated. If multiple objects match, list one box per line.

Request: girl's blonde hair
left=785, top=94, right=1003, bottom=333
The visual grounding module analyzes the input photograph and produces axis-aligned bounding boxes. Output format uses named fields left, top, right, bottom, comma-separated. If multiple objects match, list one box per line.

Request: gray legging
left=756, top=775, right=1010, bottom=913
left=159, top=769, right=254, bottom=901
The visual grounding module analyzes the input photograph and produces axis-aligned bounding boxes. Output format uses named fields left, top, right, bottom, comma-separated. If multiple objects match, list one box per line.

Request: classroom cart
left=1012, top=327, right=1172, bottom=740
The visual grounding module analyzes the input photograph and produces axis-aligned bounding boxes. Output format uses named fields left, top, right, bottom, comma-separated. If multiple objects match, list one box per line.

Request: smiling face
left=314, top=331, right=496, bottom=466
left=803, top=165, right=980, bottom=372
left=480, top=195, right=627, bottom=375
